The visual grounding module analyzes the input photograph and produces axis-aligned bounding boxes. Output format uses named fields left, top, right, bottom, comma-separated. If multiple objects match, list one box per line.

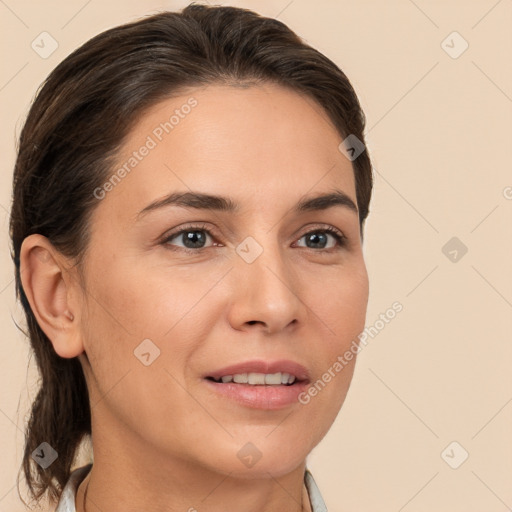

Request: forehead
left=95, top=82, right=356, bottom=218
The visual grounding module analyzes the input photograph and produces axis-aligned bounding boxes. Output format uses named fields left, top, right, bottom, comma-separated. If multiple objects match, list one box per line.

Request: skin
left=20, top=83, right=369, bottom=512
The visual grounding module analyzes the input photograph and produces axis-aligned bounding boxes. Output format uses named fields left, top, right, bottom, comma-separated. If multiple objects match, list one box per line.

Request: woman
left=10, top=4, right=373, bottom=511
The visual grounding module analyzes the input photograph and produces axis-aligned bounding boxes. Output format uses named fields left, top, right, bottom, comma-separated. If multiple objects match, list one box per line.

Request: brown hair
left=9, top=3, right=373, bottom=505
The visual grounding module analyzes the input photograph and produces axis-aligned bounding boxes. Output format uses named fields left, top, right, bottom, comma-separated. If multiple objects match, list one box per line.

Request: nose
left=226, top=238, right=305, bottom=335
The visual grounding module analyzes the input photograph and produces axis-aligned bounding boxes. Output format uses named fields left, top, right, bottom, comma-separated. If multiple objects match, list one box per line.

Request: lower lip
left=204, top=379, right=309, bottom=410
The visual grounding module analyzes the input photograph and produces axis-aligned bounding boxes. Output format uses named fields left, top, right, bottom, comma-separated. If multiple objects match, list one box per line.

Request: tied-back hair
left=9, top=3, right=373, bottom=505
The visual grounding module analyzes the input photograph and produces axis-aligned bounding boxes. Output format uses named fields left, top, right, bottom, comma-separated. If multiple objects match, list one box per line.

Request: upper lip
left=205, top=359, right=310, bottom=382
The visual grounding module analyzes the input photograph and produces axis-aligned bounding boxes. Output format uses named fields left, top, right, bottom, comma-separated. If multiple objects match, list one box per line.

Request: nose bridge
left=228, top=229, right=304, bottom=332
left=236, top=230, right=290, bottom=288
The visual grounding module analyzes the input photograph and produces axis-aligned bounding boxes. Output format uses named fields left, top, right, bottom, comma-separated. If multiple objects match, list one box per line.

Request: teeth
left=213, top=372, right=297, bottom=385
left=265, top=372, right=282, bottom=385
left=248, top=373, right=266, bottom=385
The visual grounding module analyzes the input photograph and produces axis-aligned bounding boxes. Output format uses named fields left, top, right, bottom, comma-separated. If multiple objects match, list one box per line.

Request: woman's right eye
left=162, top=225, right=219, bottom=252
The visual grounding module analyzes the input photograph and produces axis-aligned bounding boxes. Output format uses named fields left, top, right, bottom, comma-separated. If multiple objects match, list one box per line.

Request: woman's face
left=76, top=82, right=369, bottom=477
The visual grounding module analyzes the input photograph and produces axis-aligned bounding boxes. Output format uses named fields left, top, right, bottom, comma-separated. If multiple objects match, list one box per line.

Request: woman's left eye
left=294, top=227, right=346, bottom=251
left=162, top=225, right=346, bottom=252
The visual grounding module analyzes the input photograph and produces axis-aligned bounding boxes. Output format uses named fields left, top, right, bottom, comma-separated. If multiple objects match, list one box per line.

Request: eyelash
left=161, top=223, right=347, bottom=254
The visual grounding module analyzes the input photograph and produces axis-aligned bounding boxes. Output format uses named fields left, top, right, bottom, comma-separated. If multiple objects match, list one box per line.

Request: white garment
left=55, top=464, right=328, bottom=511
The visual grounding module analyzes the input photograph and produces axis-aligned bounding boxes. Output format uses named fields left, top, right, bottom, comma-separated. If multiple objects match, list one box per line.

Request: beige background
left=1, top=0, right=511, bottom=510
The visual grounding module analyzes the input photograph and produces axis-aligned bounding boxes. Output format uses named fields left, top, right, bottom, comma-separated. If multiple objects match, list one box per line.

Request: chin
left=200, top=433, right=314, bottom=480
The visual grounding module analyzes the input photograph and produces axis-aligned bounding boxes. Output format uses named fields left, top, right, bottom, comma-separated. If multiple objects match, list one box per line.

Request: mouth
left=203, top=360, right=310, bottom=410
left=206, top=371, right=303, bottom=386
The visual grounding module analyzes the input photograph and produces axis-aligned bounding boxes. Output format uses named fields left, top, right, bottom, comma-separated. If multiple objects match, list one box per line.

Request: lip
left=203, top=359, right=311, bottom=410
left=205, top=359, right=310, bottom=382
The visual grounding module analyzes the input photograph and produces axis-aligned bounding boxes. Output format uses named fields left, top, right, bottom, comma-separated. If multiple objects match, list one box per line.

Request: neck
left=75, top=427, right=311, bottom=512
left=77, top=463, right=311, bottom=512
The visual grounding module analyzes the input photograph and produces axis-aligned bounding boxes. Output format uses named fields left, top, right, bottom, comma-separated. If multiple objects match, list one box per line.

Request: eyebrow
left=136, top=189, right=358, bottom=219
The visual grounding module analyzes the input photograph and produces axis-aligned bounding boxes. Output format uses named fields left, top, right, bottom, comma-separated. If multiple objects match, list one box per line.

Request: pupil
left=307, top=232, right=327, bottom=249
left=183, top=231, right=206, bottom=248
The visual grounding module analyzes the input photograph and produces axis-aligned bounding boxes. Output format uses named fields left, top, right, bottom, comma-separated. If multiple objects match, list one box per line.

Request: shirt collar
left=56, top=464, right=328, bottom=511
left=304, top=468, right=329, bottom=512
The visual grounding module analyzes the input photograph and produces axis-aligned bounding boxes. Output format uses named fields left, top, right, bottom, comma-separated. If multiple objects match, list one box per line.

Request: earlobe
left=19, top=234, right=84, bottom=359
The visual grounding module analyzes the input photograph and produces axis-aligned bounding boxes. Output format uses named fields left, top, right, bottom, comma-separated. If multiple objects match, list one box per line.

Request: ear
left=19, top=234, right=84, bottom=358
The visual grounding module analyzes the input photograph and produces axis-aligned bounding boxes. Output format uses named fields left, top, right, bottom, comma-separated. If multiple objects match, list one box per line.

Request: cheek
left=296, top=261, right=368, bottom=411
left=80, top=256, right=224, bottom=394
left=79, top=262, right=202, bottom=444
left=85, top=254, right=208, bottom=339
left=313, top=261, right=369, bottom=345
